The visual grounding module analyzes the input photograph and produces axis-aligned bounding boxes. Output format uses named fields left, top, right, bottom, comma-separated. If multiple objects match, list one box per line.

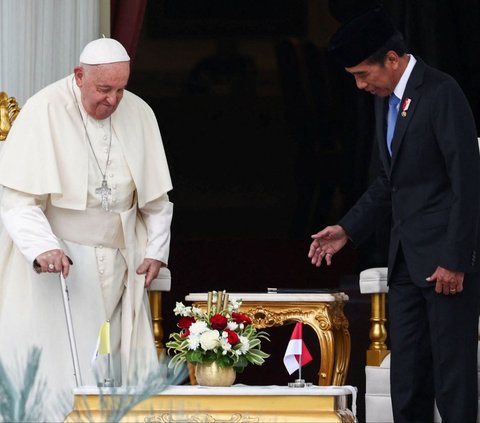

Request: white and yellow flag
left=92, top=320, right=111, bottom=362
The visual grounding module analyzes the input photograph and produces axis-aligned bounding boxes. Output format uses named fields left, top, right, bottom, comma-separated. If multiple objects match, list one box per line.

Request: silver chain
left=71, top=77, right=113, bottom=182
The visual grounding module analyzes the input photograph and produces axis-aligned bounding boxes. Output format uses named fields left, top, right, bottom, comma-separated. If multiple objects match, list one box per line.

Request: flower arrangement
left=166, top=291, right=270, bottom=373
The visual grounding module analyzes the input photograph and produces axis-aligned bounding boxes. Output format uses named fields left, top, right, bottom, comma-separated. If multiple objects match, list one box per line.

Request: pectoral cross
left=96, top=179, right=111, bottom=211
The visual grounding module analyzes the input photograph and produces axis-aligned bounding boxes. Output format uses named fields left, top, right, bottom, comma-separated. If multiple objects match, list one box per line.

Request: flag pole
left=286, top=322, right=312, bottom=388
left=292, top=341, right=306, bottom=387
left=98, top=320, right=114, bottom=388
left=104, top=324, right=114, bottom=387
left=59, top=273, right=83, bottom=387
left=298, top=348, right=303, bottom=381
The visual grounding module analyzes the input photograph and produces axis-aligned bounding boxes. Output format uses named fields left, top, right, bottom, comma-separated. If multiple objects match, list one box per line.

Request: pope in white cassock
left=0, top=38, right=173, bottom=420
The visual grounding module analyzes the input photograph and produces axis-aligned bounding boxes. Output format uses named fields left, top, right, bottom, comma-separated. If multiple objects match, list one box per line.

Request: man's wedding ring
left=48, top=263, right=54, bottom=270
left=449, top=288, right=456, bottom=293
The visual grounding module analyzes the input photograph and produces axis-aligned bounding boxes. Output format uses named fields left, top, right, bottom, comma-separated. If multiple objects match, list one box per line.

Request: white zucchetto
left=79, top=38, right=130, bottom=65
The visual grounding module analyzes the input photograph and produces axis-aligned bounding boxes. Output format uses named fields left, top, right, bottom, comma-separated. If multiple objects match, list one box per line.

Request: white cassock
left=0, top=75, right=173, bottom=421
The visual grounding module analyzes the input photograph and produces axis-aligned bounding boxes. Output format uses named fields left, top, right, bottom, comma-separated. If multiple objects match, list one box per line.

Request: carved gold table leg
left=309, top=319, right=335, bottom=385
left=307, top=301, right=350, bottom=386
left=331, top=303, right=351, bottom=385
left=366, top=292, right=389, bottom=366
left=247, top=302, right=350, bottom=386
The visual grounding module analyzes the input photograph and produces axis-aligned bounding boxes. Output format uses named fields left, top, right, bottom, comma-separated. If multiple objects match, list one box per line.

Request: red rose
left=178, top=316, right=196, bottom=329
left=181, top=329, right=190, bottom=338
left=225, top=329, right=240, bottom=345
left=210, top=314, right=228, bottom=330
left=231, top=312, right=252, bottom=326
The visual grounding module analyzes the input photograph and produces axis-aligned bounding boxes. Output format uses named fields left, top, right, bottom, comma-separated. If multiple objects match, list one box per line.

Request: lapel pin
left=401, top=97, right=411, bottom=117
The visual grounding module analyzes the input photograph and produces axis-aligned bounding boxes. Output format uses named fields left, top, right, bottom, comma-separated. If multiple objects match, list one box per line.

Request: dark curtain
left=387, top=0, right=480, bottom=127
left=111, top=0, right=147, bottom=61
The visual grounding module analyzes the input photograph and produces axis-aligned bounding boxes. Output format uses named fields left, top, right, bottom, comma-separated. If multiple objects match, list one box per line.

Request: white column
left=0, top=0, right=109, bottom=106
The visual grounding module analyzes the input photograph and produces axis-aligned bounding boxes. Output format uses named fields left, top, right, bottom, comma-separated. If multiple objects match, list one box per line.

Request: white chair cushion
left=365, top=394, right=394, bottom=423
left=365, top=352, right=480, bottom=422
left=359, top=267, right=389, bottom=294
left=366, top=365, right=391, bottom=395
left=149, top=267, right=171, bottom=291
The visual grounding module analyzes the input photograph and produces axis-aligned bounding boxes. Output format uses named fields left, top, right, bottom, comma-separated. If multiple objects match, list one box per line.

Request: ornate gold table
left=65, top=385, right=357, bottom=422
left=185, top=292, right=350, bottom=386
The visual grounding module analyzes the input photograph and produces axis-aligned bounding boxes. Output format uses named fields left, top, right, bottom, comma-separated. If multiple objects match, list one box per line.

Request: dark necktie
left=387, top=94, right=400, bottom=156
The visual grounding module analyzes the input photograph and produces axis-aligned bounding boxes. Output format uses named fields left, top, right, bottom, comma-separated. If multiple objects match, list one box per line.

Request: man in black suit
left=308, top=7, right=480, bottom=423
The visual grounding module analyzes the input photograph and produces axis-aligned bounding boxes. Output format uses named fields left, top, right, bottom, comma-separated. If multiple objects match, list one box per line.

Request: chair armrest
left=359, top=267, right=388, bottom=294
left=149, top=266, right=171, bottom=292
left=360, top=267, right=390, bottom=366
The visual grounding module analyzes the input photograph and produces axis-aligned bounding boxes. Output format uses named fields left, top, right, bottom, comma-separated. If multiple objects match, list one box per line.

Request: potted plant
left=166, top=291, right=270, bottom=386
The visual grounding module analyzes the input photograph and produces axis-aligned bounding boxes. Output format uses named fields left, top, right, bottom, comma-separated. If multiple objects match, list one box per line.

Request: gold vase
left=194, top=362, right=236, bottom=387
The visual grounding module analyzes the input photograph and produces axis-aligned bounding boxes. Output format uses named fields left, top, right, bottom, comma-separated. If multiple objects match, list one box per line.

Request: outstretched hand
left=308, top=225, right=348, bottom=267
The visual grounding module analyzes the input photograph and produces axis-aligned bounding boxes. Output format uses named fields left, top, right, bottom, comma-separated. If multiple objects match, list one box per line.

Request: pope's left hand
left=426, top=266, right=464, bottom=295
left=136, top=258, right=164, bottom=288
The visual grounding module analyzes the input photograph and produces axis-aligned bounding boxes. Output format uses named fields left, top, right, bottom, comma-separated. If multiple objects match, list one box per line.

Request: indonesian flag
left=283, top=322, right=313, bottom=375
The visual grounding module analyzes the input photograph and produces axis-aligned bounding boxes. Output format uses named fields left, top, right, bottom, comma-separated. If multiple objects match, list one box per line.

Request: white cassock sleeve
left=139, top=193, right=173, bottom=265
left=0, top=187, right=60, bottom=263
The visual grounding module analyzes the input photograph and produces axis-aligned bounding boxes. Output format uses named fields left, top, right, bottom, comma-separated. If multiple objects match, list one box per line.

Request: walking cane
left=59, top=272, right=83, bottom=387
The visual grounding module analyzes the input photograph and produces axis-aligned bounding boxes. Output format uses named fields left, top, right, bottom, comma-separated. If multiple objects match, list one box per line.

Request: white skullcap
left=79, top=38, right=130, bottom=65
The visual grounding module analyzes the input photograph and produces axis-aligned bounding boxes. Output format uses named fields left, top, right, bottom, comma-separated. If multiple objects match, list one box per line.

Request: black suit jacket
left=340, top=58, right=480, bottom=286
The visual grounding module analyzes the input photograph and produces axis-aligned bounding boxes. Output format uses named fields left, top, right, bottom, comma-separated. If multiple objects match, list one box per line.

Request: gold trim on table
left=65, top=385, right=356, bottom=423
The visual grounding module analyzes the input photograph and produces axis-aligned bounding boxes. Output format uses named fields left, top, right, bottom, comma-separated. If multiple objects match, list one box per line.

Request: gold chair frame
left=0, top=91, right=20, bottom=140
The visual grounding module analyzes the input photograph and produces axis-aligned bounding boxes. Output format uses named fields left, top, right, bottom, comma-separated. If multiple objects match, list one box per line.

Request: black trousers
left=388, top=249, right=479, bottom=423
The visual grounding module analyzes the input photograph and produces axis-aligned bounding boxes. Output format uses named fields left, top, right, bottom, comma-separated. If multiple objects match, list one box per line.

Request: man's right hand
left=34, top=249, right=72, bottom=277
left=308, top=225, right=348, bottom=267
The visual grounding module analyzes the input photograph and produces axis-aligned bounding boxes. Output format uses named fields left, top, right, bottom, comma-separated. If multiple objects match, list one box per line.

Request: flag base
left=288, top=379, right=313, bottom=388
left=97, top=378, right=115, bottom=388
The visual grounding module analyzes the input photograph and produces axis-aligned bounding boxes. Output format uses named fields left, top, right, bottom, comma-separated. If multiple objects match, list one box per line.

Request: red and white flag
left=283, top=321, right=313, bottom=375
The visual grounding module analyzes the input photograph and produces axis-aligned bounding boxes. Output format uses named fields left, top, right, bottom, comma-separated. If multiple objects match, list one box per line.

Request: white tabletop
left=73, top=384, right=354, bottom=397
left=185, top=292, right=349, bottom=303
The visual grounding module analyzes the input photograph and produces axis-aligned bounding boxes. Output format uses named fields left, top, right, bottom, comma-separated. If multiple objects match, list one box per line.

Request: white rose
left=189, top=321, right=209, bottom=335
left=200, top=330, right=220, bottom=350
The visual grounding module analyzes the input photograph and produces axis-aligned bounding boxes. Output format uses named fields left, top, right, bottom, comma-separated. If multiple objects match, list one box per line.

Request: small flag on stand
left=92, top=320, right=114, bottom=387
left=95, top=320, right=111, bottom=357
left=283, top=321, right=313, bottom=375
